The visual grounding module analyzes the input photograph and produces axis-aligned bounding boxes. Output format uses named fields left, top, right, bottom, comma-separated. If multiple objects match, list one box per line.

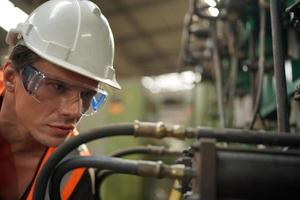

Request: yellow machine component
left=168, top=180, right=182, bottom=200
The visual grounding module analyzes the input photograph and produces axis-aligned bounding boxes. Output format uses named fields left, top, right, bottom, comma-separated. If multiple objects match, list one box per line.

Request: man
left=0, top=0, right=120, bottom=199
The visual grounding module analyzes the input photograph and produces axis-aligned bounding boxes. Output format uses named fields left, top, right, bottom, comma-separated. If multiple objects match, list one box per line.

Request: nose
left=58, top=93, right=83, bottom=120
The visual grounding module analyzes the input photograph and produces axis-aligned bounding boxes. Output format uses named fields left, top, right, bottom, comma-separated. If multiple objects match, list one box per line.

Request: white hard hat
left=6, top=0, right=121, bottom=89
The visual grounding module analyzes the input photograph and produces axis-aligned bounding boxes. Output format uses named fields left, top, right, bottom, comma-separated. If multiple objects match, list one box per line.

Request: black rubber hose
left=95, top=146, right=182, bottom=200
left=106, top=145, right=181, bottom=160
left=270, top=0, right=289, bottom=132
left=50, top=156, right=139, bottom=200
left=33, top=123, right=134, bottom=200
left=95, top=170, right=114, bottom=200
left=50, top=156, right=195, bottom=200
left=194, top=127, right=300, bottom=147
left=95, top=145, right=181, bottom=176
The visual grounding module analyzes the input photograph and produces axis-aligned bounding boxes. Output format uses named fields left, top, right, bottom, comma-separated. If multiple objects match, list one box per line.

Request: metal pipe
left=135, top=120, right=300, bottom=146
left=270, top=0, right=290, bottom=132
left=178, top=0, right=194, bottom=67
left=225, top=22, right=238, bottom=126
left=50, top=156, right=195, bottom=200
left=227, top=31, right=238, bottom=103
left=211, top=21, right=226, bottom=128
left=250, top=0, right=266, bottom=129
left=194, top=127, right=300, bottom=146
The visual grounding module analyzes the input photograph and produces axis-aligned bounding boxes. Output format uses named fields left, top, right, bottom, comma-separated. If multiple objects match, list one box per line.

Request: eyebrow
left=45, top=76, right=98, bottom=92
left=32, top=66, right=98, bottom=91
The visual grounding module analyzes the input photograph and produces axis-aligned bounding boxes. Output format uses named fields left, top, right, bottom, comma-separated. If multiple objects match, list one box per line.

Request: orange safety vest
left=26, top=136, right=90, bottom=200
left=0, top=69, right=90, bottom=199
left=0, top=70, right=3, bottom=95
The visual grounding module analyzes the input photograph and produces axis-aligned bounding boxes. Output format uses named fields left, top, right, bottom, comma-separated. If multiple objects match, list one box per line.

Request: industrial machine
left=32, top=0, right=300, bottom=199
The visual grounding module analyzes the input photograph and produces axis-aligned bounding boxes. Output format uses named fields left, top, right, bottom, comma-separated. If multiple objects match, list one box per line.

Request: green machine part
left=260, top=0, right=300, bottom=117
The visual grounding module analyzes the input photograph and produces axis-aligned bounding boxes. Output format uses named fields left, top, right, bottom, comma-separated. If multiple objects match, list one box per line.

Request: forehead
left=33, top=59, right=98, bottom=88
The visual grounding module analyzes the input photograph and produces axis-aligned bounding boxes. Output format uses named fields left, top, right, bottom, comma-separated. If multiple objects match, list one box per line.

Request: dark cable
left=95, top=170, right=114, bottom=200
left=33, top=123, right=134, bottom=200
left=50, top=156, right=194, bottom=200
left=250, top=1, right=266, bottom=129
left=50, top=156, right=139, bottom=200
left=95, top=145, right=182, bottom=200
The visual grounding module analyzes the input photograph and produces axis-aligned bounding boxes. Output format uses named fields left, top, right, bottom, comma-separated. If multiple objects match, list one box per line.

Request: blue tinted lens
left=91, top=92, right=107, bottom=111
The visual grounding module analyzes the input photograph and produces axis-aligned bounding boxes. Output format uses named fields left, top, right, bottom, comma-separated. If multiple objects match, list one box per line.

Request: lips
left=47, top=124, right=74, bottom=136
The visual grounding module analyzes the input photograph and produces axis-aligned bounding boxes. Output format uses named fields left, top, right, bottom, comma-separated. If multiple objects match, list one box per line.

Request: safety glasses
left=20, top=65, right=108, bottom=116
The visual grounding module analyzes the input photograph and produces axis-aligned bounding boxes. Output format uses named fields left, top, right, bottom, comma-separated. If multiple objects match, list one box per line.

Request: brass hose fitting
left=136, top=160, right=195, bottom=179
left=134, top=120, right=188, bottom=139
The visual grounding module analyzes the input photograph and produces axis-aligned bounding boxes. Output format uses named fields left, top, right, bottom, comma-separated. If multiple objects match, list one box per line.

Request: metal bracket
left=192, top=139, right=216, bottom=200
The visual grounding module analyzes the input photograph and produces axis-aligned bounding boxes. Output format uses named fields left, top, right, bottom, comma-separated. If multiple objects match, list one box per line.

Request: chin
left=32, top=127, right=69, bottom=147
left=33, top=133, right=66, bottom=147
left=44, top=138, right=66, bottom=147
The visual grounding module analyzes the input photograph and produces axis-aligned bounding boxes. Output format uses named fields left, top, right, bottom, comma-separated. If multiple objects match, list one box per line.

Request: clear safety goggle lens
left=20, top=65, right=108, bottom=116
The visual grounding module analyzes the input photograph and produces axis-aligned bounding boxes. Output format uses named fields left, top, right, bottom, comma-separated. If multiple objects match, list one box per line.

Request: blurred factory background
left=1, top=0, right=300, bottom=199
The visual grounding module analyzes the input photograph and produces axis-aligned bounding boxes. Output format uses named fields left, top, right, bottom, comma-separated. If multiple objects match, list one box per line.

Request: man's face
left=12, top=59, right=98, bottom=147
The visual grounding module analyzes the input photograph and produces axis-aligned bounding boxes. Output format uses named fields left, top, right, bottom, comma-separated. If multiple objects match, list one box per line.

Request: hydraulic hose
left=95, top=171, right=113, bottom=200
left=105, top=145, right=182, bottom=158
left=95, top=145, right=182, bottom=200
left=50, top=156, right=195, bottom=200
left=96, top=145, right=182, bottom=176
left=33, top=121, right=192, bottom=200
left=33, top=121, right=300, bottom=199
left=33, top=123, right=135, bottom=200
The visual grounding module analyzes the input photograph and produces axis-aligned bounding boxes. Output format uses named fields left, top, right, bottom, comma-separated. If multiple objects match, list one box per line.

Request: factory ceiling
left=0, top=0, right=188, bottom=79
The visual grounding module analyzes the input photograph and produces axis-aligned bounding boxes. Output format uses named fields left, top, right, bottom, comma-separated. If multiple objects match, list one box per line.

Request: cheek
left=15, top=96, right=42, bottom=127
left=14, top=88, right=51, bottom=130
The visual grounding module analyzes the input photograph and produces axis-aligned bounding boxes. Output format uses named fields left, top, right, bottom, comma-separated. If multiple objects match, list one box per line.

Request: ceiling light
left=208, top=7, right=219, bottom=17
left=204, top=0, right=217, bottom=7
left=141, top=71, right=199, bottom=93
left=0, top=0, right=28, bottom=31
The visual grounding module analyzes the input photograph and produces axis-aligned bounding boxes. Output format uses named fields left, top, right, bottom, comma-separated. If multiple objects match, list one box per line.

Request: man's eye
left=48, top=81, right=68, bottom=93
left=81, top=90, right=96, bottom=100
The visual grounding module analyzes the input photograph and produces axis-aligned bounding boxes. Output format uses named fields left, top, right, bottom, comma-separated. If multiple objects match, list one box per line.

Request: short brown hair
left=9, top=45, right=41, bottom=71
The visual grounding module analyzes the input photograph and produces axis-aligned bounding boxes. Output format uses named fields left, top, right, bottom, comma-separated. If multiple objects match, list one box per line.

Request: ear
left=3, top=61, right=18, bottom=92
